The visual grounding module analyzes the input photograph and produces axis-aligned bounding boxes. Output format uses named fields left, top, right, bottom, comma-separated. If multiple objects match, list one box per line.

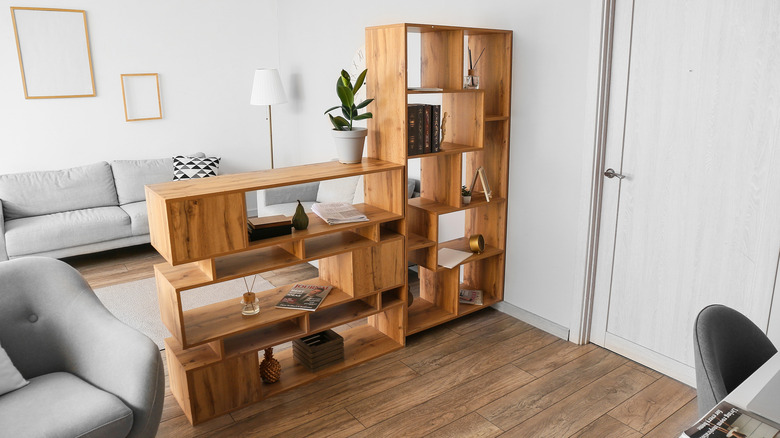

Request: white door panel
left=594, top=0, right=780, bottom=371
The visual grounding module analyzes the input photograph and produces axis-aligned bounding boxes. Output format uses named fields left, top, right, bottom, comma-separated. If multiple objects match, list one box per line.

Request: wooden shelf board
left=382, top=297, right=405, bottom=310
left=263, top=324, right=403, bottom=399
left=457, top=295, right=499, bottom=317
left=305, top=231, right=374, bottom=260
left=309, top=300, right=378, bottom=333
left=164, top=336, right=222, bottom=371
left=400, top=23, right=512, bottom=35
left=182, top=279, right=352, bottom=348
left=408, top=194, right=506, bottom=215
left=214, top=245, right=302, bottom=284
left=247, top=204, right=402, bottom=251
left=407, top=298, right=456, bottom=335
left=222, top=320, right=306, bottom=358
left=407, top=232, right=436, bottom=251
left=436, top=237, right=504, bottom=271
left=406, top=88, right=483, bottom=95
left=146, top=158, right=404, bottom=200
left=485, top=115, right=509, bottom=122
left=407, top=142, right=481, bottom=159
left=155, top=262, right=213, bottom=291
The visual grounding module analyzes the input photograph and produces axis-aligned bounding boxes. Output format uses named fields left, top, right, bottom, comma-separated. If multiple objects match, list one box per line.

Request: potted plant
left=461, top=185, right=472, bottom=205
left=324, top=69, right=374, bottom=164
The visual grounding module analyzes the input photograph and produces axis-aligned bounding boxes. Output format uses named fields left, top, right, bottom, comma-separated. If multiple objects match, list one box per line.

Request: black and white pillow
left=172, top=156, right=220, bottom=181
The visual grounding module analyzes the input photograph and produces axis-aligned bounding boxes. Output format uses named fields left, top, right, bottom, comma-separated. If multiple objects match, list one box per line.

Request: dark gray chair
left=693, top=304, right=777, bottom=416
left=0, top=257, right=164, bottom=437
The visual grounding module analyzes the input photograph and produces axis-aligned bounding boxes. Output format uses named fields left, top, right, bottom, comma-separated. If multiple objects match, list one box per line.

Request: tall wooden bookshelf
left=145, top=160, right=407, bottom=424
left=366, top=23, right=512, bottom=335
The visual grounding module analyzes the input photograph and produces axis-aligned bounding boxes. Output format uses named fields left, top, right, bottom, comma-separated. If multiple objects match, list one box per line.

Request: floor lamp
left=250, top=68, right=287, bottom=169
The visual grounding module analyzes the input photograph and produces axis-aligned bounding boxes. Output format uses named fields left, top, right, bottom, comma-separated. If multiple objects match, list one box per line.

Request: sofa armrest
left=0, top=199, right=8, bottom=261
left=258, top=182, right=319, bottom=208
left=0, top=258, right=163, bottom=438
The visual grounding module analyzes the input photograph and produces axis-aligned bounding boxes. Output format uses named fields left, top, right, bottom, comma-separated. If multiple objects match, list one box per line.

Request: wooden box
left=292, top=330, right=344, bottom=372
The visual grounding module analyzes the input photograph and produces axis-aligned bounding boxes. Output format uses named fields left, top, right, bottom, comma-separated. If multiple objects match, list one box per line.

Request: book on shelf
left=275, top=283, right=333, bottom=311
left=311, top=202, right=369, bottom=225
left=431, top=104, right=441, bottom=152
left=459, top=289, right=483, bottom=305
left=682, top=401, right=780, bottom=438
left=423, top=105, right=432, bottom=154
left=408, top=104, right=426, bottom=156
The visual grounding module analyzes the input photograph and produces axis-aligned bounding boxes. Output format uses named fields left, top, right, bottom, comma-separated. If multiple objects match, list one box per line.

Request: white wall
left=0, top=0, right=279, bottom=210
left=273, top=0, right=598, bottom=331
left=1, top=0, right=599, bottom=333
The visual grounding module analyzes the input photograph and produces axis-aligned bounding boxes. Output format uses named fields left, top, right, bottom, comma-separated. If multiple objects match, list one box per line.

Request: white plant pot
left=462, top=195, right=472, bottom=205
left=332, top=128, right=368, bottom=164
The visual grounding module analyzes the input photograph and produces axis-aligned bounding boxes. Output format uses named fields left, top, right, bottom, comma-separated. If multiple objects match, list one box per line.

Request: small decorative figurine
left=292, top=200, right=309, bottom=230
left=259, top=348, right=281, bottom=383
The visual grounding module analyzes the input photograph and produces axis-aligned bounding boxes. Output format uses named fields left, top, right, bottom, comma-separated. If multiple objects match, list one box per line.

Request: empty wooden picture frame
left=121, top=73, right=162, bottom=121
left=10, top=7, right=96, bottom=99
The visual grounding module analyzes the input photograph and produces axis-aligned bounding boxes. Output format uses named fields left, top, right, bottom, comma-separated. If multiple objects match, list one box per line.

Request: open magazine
left=683, top=401, right=780, bottom=438
left=275, top=284, right=333, bottom=311
left=311, top=202, right=368, bottom=225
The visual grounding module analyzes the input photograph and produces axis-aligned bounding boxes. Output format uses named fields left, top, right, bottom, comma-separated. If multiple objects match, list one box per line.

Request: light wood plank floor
left=64, top=245, right=700, bottom=437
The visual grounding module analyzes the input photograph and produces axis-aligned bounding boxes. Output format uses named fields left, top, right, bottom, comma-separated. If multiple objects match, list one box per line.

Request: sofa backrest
left=111, top=158, right=174, bottom=205
left=0, top=162, right=118, bottom=220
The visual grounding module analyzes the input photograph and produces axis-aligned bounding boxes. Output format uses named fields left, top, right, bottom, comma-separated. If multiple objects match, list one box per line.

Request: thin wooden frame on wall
left=10, top=7, right=96, bottom=99
left=120, top=73, right=163, bottom=122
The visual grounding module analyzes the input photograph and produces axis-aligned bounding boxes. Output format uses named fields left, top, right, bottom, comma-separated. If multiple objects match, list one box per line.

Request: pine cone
left=259, top=348, right=281, bottom=383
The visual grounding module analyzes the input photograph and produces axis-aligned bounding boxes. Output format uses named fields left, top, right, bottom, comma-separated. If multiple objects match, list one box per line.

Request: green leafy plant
left=461, top=185, right=471, bottom=196
left=324, top=69, right=374, bottom=131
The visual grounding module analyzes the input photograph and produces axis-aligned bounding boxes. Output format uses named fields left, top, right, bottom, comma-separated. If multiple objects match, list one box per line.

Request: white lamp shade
left=250, top=68, right=287, bottom=106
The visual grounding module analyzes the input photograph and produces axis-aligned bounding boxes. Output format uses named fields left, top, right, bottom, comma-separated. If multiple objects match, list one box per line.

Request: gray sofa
left=0, top=154, right=202, bottom=261
left=0, top=257, right=164, bottom=437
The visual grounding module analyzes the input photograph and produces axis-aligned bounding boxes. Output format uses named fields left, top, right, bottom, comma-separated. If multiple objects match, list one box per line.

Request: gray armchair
left=693, top=304, right=777, bottom=416
left=0, top=257, right=164, bottom=437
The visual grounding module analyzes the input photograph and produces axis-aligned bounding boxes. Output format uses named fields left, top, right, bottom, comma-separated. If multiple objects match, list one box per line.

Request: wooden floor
left=64, top=245, right=700, bottom=437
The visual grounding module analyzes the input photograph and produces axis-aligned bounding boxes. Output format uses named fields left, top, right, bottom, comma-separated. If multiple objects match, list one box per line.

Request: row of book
left=408, top=104, right=441, bottom=156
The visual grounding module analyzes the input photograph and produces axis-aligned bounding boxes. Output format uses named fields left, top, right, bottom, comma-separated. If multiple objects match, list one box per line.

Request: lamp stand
left=267, top=105, right=275, bottom=169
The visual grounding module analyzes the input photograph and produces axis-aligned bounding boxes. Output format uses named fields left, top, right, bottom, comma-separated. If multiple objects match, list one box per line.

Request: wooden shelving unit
left=146, top=159, right=407, bottom=425
left=367, top=23, right=512, bottom=336
left=147, top=21, right=510, bottom=427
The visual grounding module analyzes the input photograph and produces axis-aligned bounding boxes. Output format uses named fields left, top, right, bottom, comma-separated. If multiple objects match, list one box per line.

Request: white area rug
left=94, top=275, right=274, bottom=349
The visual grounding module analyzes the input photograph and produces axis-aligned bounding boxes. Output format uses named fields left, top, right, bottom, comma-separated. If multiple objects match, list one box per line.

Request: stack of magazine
left=311, top=202, right=368, bottom=225
left=275, top=284, right=333, bottom=311
left=682, top=401, right=779, bottom=438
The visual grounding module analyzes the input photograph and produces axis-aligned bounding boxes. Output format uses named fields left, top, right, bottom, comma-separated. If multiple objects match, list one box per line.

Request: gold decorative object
left=469, top=234, right=485, bottom=254
left=259, top=348, right=281, bottom=383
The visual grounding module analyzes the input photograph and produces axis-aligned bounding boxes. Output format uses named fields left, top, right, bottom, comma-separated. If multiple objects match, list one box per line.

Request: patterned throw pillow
left=172, top=156, right=221, bottom=181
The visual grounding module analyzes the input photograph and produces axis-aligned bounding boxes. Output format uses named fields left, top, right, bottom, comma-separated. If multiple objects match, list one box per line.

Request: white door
left=591, top=0, right=780, bottom=385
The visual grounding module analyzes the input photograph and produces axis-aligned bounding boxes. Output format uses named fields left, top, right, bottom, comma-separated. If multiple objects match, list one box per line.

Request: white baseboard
left=603, top=332, right=695, bottom=386
left=492, top=301, right=570, bottom=341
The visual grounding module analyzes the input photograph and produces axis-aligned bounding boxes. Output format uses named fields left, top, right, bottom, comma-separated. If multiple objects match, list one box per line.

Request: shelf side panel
left=146, top=187, right=173, bottom=263
left=189, top=353, right=262, bottom=424
left=468, top=33, right=512, bottom=117
left=366, top=25, right=407, bottom=164
left=420, top=153, right=461, bottom=208
left=421, top=30, right=464, bottom=89
left=420, top=266, right=459, bottom=314
left=463, top=254, right=505, bottom=304
left=364, top=168, right=406, bottom=216
left=443, top=92, right=485, bottom=149
left=155, top=267, right=185, bottom=344
left=167, top=193, right=247, bottom=264
left=368, top=302, right=406, bottom=345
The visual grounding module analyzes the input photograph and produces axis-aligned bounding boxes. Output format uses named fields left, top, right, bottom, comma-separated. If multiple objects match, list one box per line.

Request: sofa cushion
left=173, top=156, right=220, bottom=181
left=317, top=176, right=361, bottom=203
left=111, top=158, right=173, bottom=205
left=0, top=372, right=133, bottom=438
left=0, top=162, right=118, bottom=220
left=0, top=343, right=27, bottom=396
left=258, top=201, right=316, bottom=217
left=4, top=207, right=132, bottom=257
left=120, top=201, right=149, bottom=236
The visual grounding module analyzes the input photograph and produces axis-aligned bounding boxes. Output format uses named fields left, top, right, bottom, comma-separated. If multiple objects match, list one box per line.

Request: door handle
left=604, top=168, right=625, bottom=179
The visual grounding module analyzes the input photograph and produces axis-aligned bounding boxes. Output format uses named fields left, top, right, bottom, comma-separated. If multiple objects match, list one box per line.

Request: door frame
left=569, top=0, right=619, bottom=345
